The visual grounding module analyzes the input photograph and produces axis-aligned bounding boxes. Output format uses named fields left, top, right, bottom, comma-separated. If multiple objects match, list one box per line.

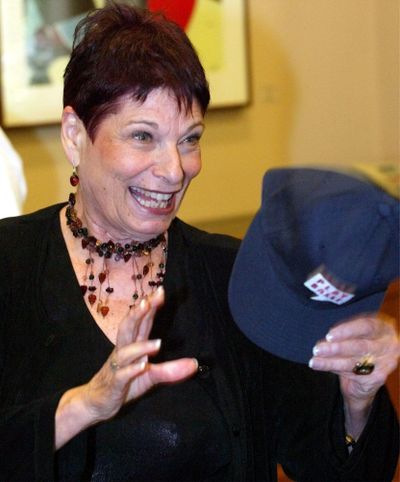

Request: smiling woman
left=61, top=89, right=204, bottom=326
left=61, top=91, right=204, bottom=243
left=0, top=3, right=398, bottom=482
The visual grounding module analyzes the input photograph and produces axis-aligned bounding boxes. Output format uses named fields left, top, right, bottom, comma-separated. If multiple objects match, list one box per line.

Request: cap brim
left=228, top=211, right=386, bottom=364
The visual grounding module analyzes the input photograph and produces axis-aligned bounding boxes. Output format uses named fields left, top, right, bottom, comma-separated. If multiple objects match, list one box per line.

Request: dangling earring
left=70, top=166, right=79, bottom=187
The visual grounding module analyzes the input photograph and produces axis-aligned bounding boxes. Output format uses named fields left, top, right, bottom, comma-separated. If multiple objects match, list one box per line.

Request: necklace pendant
left=88, top=293, right=97, bottom=305
left=66, top=192, right=167, bottom=319
left=99, top=305, right=110, bottom=317
left=101, top=306, right=110, bottom=317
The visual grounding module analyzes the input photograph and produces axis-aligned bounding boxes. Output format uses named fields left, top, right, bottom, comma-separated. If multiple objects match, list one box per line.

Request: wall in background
left=3, top=0, right=398, bottom=227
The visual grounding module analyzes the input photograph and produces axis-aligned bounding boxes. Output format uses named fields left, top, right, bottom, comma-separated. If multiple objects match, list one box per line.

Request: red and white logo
left=304, top=272, right=354, bottom=305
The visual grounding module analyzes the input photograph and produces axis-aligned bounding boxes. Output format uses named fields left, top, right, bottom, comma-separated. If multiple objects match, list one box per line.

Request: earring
left=70, top=166, right=79, bottom=187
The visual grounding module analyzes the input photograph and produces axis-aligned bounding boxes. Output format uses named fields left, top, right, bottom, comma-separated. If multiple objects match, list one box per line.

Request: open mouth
left=129, top=186, right=175, bottom=209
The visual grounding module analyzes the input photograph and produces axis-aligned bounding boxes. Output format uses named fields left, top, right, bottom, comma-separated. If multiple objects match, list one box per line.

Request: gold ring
left=352, top=357, right=375, bottom=375
left=110, top=360, right=120, bottom=372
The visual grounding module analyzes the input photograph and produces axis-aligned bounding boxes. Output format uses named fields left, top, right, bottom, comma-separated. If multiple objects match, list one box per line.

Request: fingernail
left=312, top=345, right=320, bottom=356
left=139, top=298, right=148, bottom=310
left=138, top=361, right=147, bottom=371
left=326, top=333, right=334, bottom=342
left=308, top=358, right=315, bottom=368
left=192, top=358, right=199, bottom=370
left=151, top=339, right=162, bottom=350
left=154, top=286, right=164, bottom=300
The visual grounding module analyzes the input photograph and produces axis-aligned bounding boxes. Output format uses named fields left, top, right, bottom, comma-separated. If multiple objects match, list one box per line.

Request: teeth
left=130, top=187, right=173, bottom=208
left=138, top=198, right=169, bottom=208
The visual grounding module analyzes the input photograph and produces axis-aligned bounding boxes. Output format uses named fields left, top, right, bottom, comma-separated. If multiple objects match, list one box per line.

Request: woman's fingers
left=310, top=316, right=399, bottom=367
left=148, top=357, right=199, bottom=384
left=83, top=288, right=198, bottom=420
left=109, top=339, right=162, bottom=373
left=325, top=314, right=396, bottom=342
left=311, top=337, right=391, bottom=362
left=309, top=314, right=400, bottom=403
left=116, top=287, right=165, bottom=348
left=82, top=339, right=161, bottom=419
left=125, top=357, right=199, bottom=401
left=136, top=287, right=164, bottom=342
left=84, top=350, right=198, bottom=421
left=115, top=302, right=146, bottom=347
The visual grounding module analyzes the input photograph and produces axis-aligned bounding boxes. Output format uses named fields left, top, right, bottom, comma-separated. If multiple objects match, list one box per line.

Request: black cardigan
left=0, top=205, right=398, bottom=481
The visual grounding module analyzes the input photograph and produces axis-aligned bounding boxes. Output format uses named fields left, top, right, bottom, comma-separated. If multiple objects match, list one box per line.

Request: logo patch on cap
left=304, top=272, right=354, bottom=305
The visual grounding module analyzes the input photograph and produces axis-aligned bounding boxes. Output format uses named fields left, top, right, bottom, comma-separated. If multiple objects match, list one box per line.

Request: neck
left=66, top=192, right=166, bottom=259
left=65, top=192, right=168, bottom=317
left=70, top=191, right=161, bottom=245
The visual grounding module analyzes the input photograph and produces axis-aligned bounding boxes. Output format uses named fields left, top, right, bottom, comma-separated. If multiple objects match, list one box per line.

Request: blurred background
left=1, top=0, right=399, bottom=237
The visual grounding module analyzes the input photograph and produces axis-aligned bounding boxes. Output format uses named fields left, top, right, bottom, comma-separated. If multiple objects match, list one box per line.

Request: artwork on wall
left=0, top=0, right=249, bottom=127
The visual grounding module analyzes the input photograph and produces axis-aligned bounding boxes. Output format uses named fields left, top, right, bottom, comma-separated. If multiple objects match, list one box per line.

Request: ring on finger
left=352, top=355, right=375, bottom=375
left=110, top=359, right=120, bottom=372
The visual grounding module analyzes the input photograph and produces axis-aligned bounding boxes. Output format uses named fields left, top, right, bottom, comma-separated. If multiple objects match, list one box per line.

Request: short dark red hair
left=63, top=2, right=210, bottom=140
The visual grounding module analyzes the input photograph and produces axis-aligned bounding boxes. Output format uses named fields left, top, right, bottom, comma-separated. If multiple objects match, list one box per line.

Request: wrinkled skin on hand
left=82, top=287, right=198, bottom=423
left=311, top=315, right=399, bottom=400
left=309, top=314, right=399, bottom=438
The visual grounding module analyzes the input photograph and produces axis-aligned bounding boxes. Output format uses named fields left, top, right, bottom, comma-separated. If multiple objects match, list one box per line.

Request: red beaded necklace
left=66, top=193, right=167, bottom=317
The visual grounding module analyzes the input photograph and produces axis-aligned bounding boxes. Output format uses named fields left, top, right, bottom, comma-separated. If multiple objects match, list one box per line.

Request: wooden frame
left=0, top=0, right=249, bottom=127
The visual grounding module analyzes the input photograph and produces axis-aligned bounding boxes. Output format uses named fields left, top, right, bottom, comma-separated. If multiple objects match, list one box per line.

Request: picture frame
left=0, top=0, right=249, bottom=127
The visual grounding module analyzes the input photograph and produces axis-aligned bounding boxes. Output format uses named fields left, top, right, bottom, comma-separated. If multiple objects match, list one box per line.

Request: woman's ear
left=61, top=106, right=86, bottom=168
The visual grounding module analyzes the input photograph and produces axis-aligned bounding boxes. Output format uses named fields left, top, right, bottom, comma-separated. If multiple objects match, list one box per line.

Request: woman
left=0, top=4, right=398, bottom=481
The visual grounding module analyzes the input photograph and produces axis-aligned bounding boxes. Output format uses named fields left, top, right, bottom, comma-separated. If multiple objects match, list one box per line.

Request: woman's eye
left=132, top=131, right=152, bottom=142
left=182, top=134, right=201, bottom=146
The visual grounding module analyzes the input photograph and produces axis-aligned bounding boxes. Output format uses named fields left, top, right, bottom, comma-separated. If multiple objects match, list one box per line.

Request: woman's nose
left=153, top=145, right=185, bottom=185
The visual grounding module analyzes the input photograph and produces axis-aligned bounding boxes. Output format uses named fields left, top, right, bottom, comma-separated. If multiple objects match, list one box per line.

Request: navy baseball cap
left=228, top=167, right=400, bottom=364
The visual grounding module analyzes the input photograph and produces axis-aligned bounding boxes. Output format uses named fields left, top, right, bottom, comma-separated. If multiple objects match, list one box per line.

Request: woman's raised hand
left=55, top=287, right=198, bottom=449
left=85, top=287, right=198, bottom=421
left=309, top=314, right=400, bottom=439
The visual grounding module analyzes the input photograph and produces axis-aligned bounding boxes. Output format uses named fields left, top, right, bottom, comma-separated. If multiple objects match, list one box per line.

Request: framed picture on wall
left=0, top=0, right=249, bottom=127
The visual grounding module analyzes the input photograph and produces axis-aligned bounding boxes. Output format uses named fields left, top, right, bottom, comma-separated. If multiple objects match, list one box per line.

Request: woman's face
left=72, top=89, right=204, bottom=242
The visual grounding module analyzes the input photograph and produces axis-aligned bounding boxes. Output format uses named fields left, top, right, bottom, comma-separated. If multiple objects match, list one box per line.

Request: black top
left=42, top=213, right=231, bottom=481
left=0, top=204, right=398, bottom=481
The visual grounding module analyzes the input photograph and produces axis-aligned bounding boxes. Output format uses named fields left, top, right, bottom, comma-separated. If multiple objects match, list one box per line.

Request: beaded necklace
left=66, top=193, right=167, bottom=317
